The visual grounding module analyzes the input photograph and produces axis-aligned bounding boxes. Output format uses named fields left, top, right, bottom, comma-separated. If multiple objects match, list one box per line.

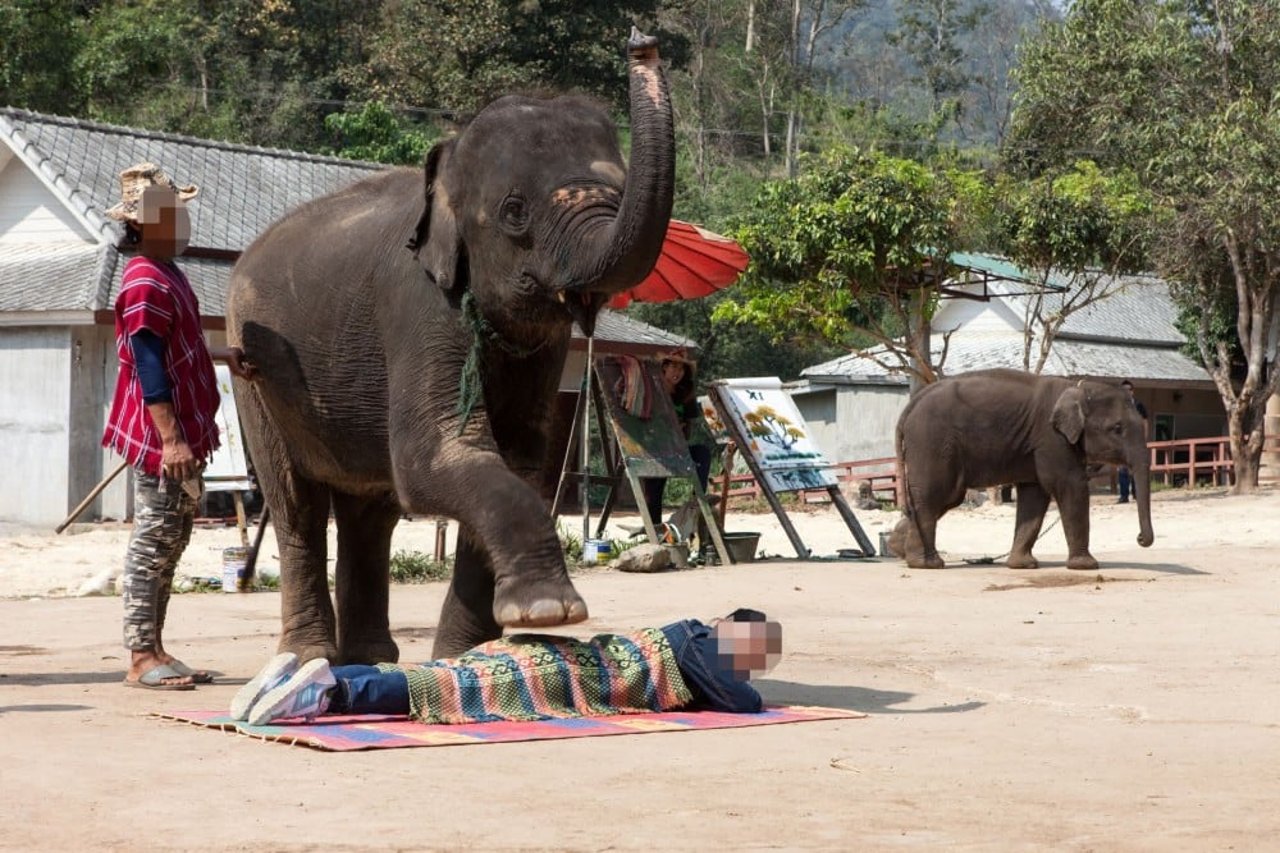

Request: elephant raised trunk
left=564, top=29, right=674, bottom=300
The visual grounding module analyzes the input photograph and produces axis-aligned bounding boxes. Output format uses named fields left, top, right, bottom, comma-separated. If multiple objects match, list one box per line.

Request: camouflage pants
left=122, top=470, right=200, bottom=651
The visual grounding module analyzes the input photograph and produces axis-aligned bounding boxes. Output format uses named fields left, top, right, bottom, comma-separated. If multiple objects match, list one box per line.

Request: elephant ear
left=1051, top=386, right=1087, bottom=445
left=407, top=139, right=463, bottom=292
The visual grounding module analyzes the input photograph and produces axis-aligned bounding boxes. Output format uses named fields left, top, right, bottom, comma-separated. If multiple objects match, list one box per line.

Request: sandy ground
left=2, top=488, right=1278, bottom=851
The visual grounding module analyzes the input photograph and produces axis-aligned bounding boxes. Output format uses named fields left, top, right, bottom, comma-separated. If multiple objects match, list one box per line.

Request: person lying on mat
left=231, top=609, right=782, bottom=727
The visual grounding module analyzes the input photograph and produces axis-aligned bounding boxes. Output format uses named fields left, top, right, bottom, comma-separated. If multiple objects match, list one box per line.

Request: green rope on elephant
left=455, top=291, right=549, bottom=435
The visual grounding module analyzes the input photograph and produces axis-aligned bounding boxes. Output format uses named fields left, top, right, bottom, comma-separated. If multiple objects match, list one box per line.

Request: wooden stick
left=56, top=460, right=129, bottom=534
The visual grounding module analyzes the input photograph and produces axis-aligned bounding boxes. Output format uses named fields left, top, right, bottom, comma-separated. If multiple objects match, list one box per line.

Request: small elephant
left=226, top=31, right=675, bottom=662
left=890, top=368, right=1154, bottom=570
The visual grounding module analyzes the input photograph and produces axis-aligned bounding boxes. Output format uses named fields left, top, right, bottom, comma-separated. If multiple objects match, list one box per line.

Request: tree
left=992, top=160, right=1154, bottom=373
left=717, top=145, right=980, bottom=387
left=0, top=0, right=85, bottom=115
left=323, top=101, right=435, bottom=165
left=1008, top=0, right=1280, bottom=492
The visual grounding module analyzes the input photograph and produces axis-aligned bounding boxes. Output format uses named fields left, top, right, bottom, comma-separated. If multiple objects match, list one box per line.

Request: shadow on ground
left=756, top=679, right=985, bottom=715
left=0, top=704, right=94, bottom=714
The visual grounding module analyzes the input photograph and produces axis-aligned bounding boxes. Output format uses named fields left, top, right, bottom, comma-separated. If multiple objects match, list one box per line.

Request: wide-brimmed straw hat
left=657, top=347, right=695, bottom=366
left=104, top=162, right=199, bottom=224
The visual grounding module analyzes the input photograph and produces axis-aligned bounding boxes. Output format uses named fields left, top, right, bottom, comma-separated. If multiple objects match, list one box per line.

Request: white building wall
left=0, top=157, right=92, bottom=242
left=791, top=383, right=908, bottom=463
left=0, top=326, right=71, bottom=525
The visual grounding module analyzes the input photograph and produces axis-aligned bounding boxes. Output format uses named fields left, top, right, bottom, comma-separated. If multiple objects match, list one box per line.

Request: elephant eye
left=1110, top=422, right=1124, bottom=434
left=498, top=192, right=529, bottom=235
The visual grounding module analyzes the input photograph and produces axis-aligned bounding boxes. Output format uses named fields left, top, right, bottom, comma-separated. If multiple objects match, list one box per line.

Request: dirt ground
left=2, top=488, right=1278, bottom=851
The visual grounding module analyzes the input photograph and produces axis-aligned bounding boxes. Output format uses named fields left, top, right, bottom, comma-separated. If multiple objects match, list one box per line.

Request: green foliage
left=389, top=550, right=454, bottom=584
left=323, top=102, right=435, bottom=165
left=0, top=0, right=85, bottom=114
left=992, top=161, right=1153, bottom=275
left=718, top=146, right=979, bottom=366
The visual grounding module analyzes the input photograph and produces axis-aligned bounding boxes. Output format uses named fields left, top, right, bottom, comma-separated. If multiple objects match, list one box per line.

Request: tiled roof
left=801, top=332, right=1211, bottom=385
left=948, top=255, right=1181, bottom=345
left=0, top=242, right=113, bottom=311
left=1, top=108, right=385, bottom=252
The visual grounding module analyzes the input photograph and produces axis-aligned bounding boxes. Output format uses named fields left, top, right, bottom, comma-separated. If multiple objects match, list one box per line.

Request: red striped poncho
left=379, top=628, right=693, bottom=724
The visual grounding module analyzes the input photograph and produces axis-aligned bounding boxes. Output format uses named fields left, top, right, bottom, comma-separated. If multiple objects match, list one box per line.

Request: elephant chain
left=456, top=291, right=549, bottom=433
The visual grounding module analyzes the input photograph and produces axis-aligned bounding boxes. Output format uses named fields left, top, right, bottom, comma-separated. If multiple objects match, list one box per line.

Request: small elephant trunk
left=1134, top=459, right=1155, bottom=548
left=569, top=30, right=675, bottom=296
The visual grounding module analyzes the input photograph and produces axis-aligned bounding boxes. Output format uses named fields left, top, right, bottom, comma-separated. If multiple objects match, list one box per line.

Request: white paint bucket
left=582, top=539, right=612, bottom=565
left=222, top=546, right=250, bottom=592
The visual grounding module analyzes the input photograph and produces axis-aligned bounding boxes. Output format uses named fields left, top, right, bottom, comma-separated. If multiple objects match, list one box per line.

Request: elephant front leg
left=432, top=529, right=503, bottom=658
left=1054, top=477, right=1099, bottom=571
left=396, top=446, right=587, bottom=631
left=1008, top=482, right=1050, bottom=569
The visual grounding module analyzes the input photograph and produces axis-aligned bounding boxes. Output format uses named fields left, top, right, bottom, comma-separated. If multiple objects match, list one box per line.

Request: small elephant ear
left=1051, top=386, right=1087, bottom=445
left=407, top=139, right=462, bottom=292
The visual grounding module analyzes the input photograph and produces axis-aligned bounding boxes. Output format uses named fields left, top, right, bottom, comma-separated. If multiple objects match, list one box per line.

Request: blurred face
left=134, top=187, right=191, bottom=259
left=711, top=619, right=783, bottom=680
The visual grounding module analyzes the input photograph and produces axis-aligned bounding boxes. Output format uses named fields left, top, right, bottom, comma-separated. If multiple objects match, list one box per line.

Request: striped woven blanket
left=379, top=628, right=693, bottom=725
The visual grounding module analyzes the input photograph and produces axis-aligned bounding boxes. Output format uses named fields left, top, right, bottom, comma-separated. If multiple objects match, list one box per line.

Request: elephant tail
left=894, top=420, right=928, bottom=556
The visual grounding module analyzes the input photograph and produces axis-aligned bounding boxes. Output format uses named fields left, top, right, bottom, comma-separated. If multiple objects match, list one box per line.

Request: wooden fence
left=719, top=434, right=1280, bottom=509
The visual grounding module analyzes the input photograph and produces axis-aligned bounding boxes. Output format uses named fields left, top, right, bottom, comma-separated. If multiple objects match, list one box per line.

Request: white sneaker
left=246, top=658, right=336, bottom=726
left=229, top=653, right=298, bottom=721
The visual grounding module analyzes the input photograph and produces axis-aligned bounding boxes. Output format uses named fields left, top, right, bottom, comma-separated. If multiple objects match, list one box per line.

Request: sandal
left=168, top=659, right=214, bottom=684
left=123, top=663, right=196, bottom=691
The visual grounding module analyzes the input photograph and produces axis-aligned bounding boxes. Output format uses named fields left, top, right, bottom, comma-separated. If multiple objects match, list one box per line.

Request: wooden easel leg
left=693, top=481, right=732, bottom=565
left=232, top=491, right=249, bottom=547
left=625, top=467, right=662, bottom=544
left=828, top=486, right=876, bottom=556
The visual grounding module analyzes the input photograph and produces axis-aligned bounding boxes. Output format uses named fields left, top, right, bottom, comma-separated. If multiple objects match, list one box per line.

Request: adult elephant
left=889, top=368, right=1154, bottom=571
left=226, top=31, right=674, bottom=662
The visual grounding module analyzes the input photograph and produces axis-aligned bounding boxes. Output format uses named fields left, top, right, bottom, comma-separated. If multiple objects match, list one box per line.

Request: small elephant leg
left=1054, top=477, right=1099, bottom=571
left=395, top=443, right=586, bottom=631
left=1008, top=482, right=1051, bottom=569
left=431, top=528, right=504, bottom=659
left=238, top=390, right=337, bottom=662
left=902, top=508, right=947, bottom=569
left=331, top=490, right=402, bottom=665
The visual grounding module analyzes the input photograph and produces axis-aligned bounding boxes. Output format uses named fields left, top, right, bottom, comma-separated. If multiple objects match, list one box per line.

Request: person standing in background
left=641, top=349, right=714, bottom=534
left=102, top=163, right=255, bottom=690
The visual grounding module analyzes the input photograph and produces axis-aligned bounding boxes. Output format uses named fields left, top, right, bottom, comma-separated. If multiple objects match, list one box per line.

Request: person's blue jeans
left=329, top=665, right=410, bottom=715
left=1118, top=466, right=1135, bottom=502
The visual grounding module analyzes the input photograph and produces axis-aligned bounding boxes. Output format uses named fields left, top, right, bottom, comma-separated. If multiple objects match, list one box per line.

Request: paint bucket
left=582, top=539, right=612, bottom=565
left=222, top=546, right=251, bottom=593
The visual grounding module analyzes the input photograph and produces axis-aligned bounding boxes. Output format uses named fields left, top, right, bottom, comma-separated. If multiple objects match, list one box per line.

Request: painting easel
left=551, top=355, right=731, bottom=566
left=708, top=378, right=876, bottom=559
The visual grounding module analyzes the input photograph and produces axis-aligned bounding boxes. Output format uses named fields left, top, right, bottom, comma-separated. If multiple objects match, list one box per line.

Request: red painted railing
left=719, top=433, right=1280, bottom=507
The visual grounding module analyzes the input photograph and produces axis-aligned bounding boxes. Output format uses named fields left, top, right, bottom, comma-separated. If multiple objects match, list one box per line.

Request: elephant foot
left=906, top=553, right=946, bottom=570
left=1066, top=554, right=1100, bottom=572
left=337, top=638, right=400, bottom=666
left=278, top=638, right=338, bottom=665
left=493, top=576, right=589, bottom=628
left=1006, top=553, right=1040, bottom=570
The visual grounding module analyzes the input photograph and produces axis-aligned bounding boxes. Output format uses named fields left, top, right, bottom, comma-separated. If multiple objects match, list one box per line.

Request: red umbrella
left=608, top=219, right=750, bottom=309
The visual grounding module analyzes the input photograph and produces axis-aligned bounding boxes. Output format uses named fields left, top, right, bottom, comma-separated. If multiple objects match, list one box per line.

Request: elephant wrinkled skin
left=889, top=368, right=1155, bottom=571
left=226, top=31, right=675, bottom=662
